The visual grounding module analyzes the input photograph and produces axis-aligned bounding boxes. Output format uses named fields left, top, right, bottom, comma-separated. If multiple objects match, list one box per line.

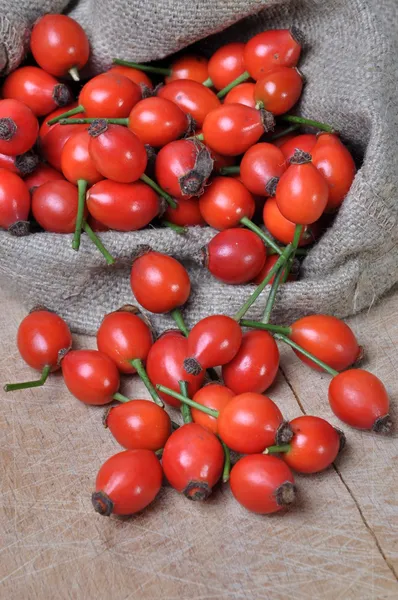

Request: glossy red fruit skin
left=0, top=169, right=30, bottom=229
left=224, top=82, right=256, bottom=108
left=312, top=133, right=356, bottom=212
left=158, top=79, right=220, bottom=126
left=283, top=416, right=341, bottom=473
left=130, top=251, right=191, bottom=314
left=88, top=124, right=147, bottom=183
left=61, top=349, right=120, bottom=406
left=279, top=134, right=317, bottom=162
left=96, top=310, right=153, bottom=374
left=202, top=104, right=266, bottom=156
left=275, top=160, right=329, bottom=225
left=0, top=151, right=37, bottom=177
left=30, top=14, right=89, bottom=77
left=164, top=197, right=205, bottom=227
left=162, top=423, right=224, bottom=499
left=244, top=29, right=302, bottom=80
left=146, top=331, right=205, bottom=408
left=39, top=103, right=87, bottom=171
left=79, top=73, right=142, bottom=118
left=191, top=384, right=235, bottom=435
left=24, top=164, right=65, bottom=193
left=166, top=55, right=209, bottom=84
left=186, top=315, right=242, bottom=370
left=94, top=449, right=162, bottom=515
left=252, top=253, right=297, bottom=285
left=105, top=400, right=171, bottom=451
left=2, top=66, right=71, bottom=117
left=199, top=176, right=255, bottom=229
left=328, top=369, right=390, bottom=431
left=230, top=454, right=295, bottom=514
left=17, top=310, right=72, bottom=372
left=290, top=315, right=361, bottom=372
left=40, top=102, right=83, bottom=139
left=254, top=67, right=303, bottom=116
left=208, top=42, right=246, bottom=90
left=87, top=180, right=160, bottom=231
left=222, top=330, right=280, bottom=394
left=128, top=97, right=188, bottom=147
left=155, top=139, right=212, bottom=200
left=61, top=130, right=103, bottom=185
left=87, top=214, right=109, bottom=232
left=32, top=180, right=85, bottom=233
left=108, top=65, right=153, bottom=89
left=0, top=99, right=39, bottom=155
left=205, top=228, right=266, bottom=284
left=240, top=143, right=287, bottom=196
left=263, top=197, right=316, bottom=247
left=217, top=392, right=285, bottom=454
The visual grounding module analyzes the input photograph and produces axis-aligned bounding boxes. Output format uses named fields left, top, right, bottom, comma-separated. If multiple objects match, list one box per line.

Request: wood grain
left=1, top=286, right=397, bottom=599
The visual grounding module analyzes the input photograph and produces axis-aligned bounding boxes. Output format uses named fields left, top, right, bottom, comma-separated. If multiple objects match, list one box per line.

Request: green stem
left=179, top=380, right=192, bottom=424
left=234, top=244, right=293, bottom=321
left=170, top=308, right=189, bottom=337
left=216, top=70, right=250, bottom=98
left=155, top=448, right=164, bottom=458
left=194, top=133, right=204, bottom=141
left=240, top=321, right=292, bottom=336
left=221, top=441, right=231, bottom=483
left=269, top=125, right=301, bottom=141
left=72, top=179, right=87, bottom=251
left=68, top=67, right=80, bottom=81
left=112, top=58, right=171, bottom=76
left=140, top=173, right=177, bottom=208
left=162, top=220, right=187, bottom=235
left=129, top=358, right=164, bottom=407
left=113, top=392, right=130, bottom=403
left=274, top=333, right=339, bottom=376
left=47, top=104, right=84, bottom=126
left=219, top=166, right=240, bottom=176
left=281, top=224, right=302, bottom=283
left=59, top=118, right=128, bottom=126
left=4, top=364, right=51, bottom=392
left=156, top=385, right=219, bottom=417
left=281, top=115, right=335, bottom=133
left=240, top=216, right=283, bottom=256
left=261, top=266, right=285, bottom=324
left=82, top=221, right=115, bottom=265
left=202, top=77, right=213, bottom=88
left=265, top=444, right=291, bottom=454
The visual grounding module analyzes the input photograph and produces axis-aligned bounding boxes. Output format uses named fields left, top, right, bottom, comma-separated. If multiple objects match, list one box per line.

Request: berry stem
left=129, top=358, right=164, bottom=407
left=274, top=333, right=339, bottom=376
left=269, top=125, right=301, bottom=141
left=202, top=77, right=213, bottom=88
left=221, top=440, right=231, bottom=483
left=47, top=104, right=84, bottom=126
left=193, top=133, right=204, bottom=141
left=179, top=380, right=192, bottom=424
left=161, top=220, right=187, bottom=234
left=113, top=392, right=130, bottom=403
left=281, top=115, right=335, bottom=133
left=219, top=165, right=240, bottom=175
left=265, top=444, right=291, bottom=454
left=68, top=67, right=80, bottom=81
left=72, top=179, right=87, bottom=251
left=112, top=58, right=171, bottom=76
left=240, top=216, right=282, bottom=255
left=170, top=308, right=189, bottom=337
left=281, top=223, right=302, bottom=283
left=156, top=384, right=219, bottom=417
left=261, top=265, right=285, bottom=324
left=216, top=71, right=250, bottom=99
left=140, top=173, right=177, bottom=208
left=4, top=364, right=51, bottom=392
left=82, top=221, right=115, bottom=265
left=59, top=118, right=128, bottom=126
left=234, top=244, right=293, bottom=321
left=240, top=321, right=292, bottom=335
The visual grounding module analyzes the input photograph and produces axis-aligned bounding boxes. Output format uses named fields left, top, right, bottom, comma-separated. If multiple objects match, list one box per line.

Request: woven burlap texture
left=0, top=0, right=397, bottom=335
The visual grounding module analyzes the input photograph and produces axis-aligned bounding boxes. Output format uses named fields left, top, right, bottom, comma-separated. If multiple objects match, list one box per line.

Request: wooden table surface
left=1, top=285, right=397, bottom=600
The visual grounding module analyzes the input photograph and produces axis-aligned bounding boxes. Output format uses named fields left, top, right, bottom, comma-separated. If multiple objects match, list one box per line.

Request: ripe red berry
left=224, top=82, right=256, bottom=107
left=279, top=133, right=317, bottom=162
left=240, top=143, right=287, bottom=196
left=254, top=67, right=303, bottom=115
left=108, top=65, right=153, bottom=89
left=207, top=42, right=246, bottom=90
left=61, top=130, right=103, bottom=185
left=0, top=99, right=38, bottom=155
left=62, top=349, right=120, bottom=406
left=263, top=196, right=317, bottom=246
left=244, top=29, right=302, bottom=80
left=0, top=150, right=38, bottom=177
left=128, top=97, right=190, bottom=147
left=24, top=163, right=65, bottom=194
left=0, top=169, right=30, bottom=232
left=32, top=180, right=85, bottom=233
left=164, top=197, right=205, bottom=227
left=191, top=384, right=234, bottom=435
left=199, top=176, right=255, bottom=230
left=79, top=73, right=142, bottom=118
left=158, top=79, right=220, bottom=126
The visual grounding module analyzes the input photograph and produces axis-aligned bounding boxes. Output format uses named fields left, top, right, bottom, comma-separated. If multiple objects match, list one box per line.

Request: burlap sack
left=0, top=0, right=397, bottom=335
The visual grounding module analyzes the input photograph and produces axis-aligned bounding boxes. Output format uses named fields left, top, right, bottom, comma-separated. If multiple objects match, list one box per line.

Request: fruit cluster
left=1, top=15, right=393, bottom=517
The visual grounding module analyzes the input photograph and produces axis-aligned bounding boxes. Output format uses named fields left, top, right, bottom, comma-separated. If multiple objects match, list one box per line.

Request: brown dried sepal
left=53, top=83, right=72, bottom=107
left=88, top=119, right=109, bottom=137
left=178, top=140, right=214, bottom=197
left=183, top=481, right=212, bottom=501
left=274, top=481, right=296, bottom=507
left=8, top=221, right=30, bottom=237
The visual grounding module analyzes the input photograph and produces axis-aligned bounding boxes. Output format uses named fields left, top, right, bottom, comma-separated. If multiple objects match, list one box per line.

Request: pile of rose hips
left=1, top=15, right=393, bottom=517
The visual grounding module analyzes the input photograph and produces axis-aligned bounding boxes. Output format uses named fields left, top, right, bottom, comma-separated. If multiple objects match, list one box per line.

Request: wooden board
left=1, top=285, right=397, bottom=599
